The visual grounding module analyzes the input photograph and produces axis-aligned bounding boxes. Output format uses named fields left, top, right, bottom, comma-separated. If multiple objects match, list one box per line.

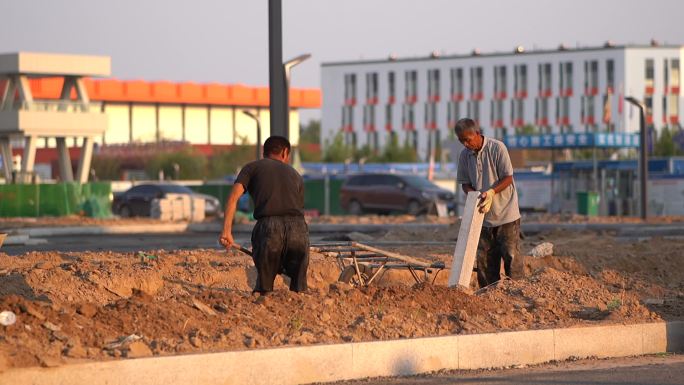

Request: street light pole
left=242, top=110, right=262, bottom=160
left=268, top=0, right=286, bottom=138
left=283, top=53, right=311, bottom=139
left=625, top=96, right=648, bottom=220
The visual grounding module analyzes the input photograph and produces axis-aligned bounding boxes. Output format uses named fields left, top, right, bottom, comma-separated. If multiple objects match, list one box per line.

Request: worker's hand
left=478, top=189, right=495, bottom=213
left=218, top=231, right=236, bottom=249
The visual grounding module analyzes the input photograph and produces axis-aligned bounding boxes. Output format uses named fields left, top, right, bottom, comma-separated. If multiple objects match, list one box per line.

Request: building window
left=363, top=105, right=376, bottom=132
left=341, top=105, right=354, bottom=132
left=514, top=64, right=528, bottom=97
left=470, top=66, right=483, bottom=98
left=344, top=73, right=357, bottom=105
left=670, top=58, right=680, bottom=121
left=557, top=62, right=573, bottom=130
left=562, top=97, right=571, bottom=133
left=584, top=96, right=596, bottom=131
left=645, top=59, right=655, bottom=91
left=512, top=99, right=525, bottom=130
left=467, top=100, right=480, bottom=123
left=583, top=60, right=599, bottom=95
left=402, top=103, right=415, bottom=131
left=427, top=69, right=440, bottom=102
left=388, top=71, right=396, bottom=103
left=404, top=70, right=418, bottom=103
left=450, top=68, right=464, bottom=99
left=591, top=61, right=599, bottom=91
left=644, top=96, right=654, bottom=125
left=385, top=104, right=393, bottom=131
left=493, top=65, right=507, bottom=99
left=606, top=59, right=615, bottom=92
left=447, top=101, right=460, bottom=129
left=537, top=63, right=552, bottom=96
left=365, top=72, right=378, bottom=104
left=424, top=102, right=437, bottom=130
left=672, top=59, right=680, bottom=88
left=559, top=62, right=573, bottom=95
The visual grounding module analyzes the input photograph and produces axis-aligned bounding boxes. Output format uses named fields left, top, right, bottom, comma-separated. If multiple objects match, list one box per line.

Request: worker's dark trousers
left=476, top=219, right=520, bottom=288
left=251, top=216, right=309, bottom=293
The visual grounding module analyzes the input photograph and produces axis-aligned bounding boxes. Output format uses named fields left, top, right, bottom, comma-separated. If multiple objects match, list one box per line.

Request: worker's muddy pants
left=476, top=219, right=520, bottom=288
left=251, top=216, right=309, bottom=293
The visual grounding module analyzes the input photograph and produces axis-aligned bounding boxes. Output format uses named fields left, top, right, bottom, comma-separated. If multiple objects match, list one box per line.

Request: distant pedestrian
left=454, top=118, right=521, bottom=287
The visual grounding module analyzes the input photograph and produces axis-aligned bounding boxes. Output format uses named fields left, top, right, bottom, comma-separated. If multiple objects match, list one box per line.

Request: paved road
left=334, top=355, right=684, bottom=385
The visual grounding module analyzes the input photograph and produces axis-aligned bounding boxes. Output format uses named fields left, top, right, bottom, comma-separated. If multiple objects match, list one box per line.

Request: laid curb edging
left=13, top=224, right=191, bottom=237
left=1, top=321, right=682, bottom=385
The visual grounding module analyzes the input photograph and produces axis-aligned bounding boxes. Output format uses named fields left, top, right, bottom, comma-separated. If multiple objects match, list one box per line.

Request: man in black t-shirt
left=219, top=136, right=309, bottom=293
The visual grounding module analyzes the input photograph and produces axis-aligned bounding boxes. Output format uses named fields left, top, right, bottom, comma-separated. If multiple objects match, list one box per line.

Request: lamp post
left=242, top=110, right=262, bottom=160
left=268, top=0, right=286, bottom=138
left=625, top=96, right=648, bottom=220
left=283, top=53, right=311, bottom=139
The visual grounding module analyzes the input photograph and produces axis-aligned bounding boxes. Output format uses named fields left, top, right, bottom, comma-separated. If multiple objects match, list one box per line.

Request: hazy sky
left=2, top=0, right=683, bottom=122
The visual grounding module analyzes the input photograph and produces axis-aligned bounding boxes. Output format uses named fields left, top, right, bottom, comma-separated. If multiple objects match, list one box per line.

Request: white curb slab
left=14, top=224, right=190, bottom=237
left=0, top=321, right=681, bottom=385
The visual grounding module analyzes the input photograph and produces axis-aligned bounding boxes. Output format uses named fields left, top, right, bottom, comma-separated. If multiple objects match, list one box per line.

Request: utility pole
left=625, top=96, right=648, bottom=220
left=268, top=0, right=286, bottom=138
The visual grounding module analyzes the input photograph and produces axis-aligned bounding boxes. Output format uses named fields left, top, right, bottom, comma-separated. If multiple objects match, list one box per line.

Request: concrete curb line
left=1, top=321, right=681, bottom=385
left=3, top=234, right=30, bottom=245
left=13, top=224, right=190, bottom=237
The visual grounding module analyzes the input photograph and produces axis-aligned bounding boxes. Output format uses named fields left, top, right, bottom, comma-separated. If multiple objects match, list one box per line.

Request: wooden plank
left=351, top=242, right=433, bottom=268
left=448, top=191, right=485, bottom=288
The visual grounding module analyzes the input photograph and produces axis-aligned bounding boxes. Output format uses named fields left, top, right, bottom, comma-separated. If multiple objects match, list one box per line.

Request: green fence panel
left=0, top=184, right=39, bottom=217
left=301, top=177, right=346, bottom=216
left=303, top=179, right=325, bottom=214
left=81, top=182, right=113, bottom=218
left=38, top=183, right=69, bottom=216
left=0, top=182, right=112, bottom=218
left=329, top=178, right=345, bottom=215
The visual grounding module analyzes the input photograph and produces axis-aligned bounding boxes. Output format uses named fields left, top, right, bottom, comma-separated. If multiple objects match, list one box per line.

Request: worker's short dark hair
left=263, top=136, right=291, bottom=156
left=453, top=118, right=480, bottom=136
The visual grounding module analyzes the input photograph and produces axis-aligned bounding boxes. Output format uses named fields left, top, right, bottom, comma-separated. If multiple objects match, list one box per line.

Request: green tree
left=146, top=148, right=208, bottom=180
left=90, top=155, right=122, bottom=181
left=299, top=119, right=320, bottom=144
left=322, top=132, right=354, bottom=162
left=208, top=145, right=257, bottom=178
left=654, top=126, right=684, bottom=156
left=380, top=135, right=418, bottom=162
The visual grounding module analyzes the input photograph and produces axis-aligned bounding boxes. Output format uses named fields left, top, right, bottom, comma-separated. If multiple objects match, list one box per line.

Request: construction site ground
left=0, top=215, right=683, bottom=371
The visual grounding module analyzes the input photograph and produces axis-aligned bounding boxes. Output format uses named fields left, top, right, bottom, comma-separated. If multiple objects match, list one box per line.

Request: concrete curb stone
left=1, top=321, right=681, bottom=385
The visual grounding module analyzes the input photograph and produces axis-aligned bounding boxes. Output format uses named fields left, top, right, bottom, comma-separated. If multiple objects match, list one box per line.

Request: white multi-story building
left=321, top=43, right=683, bottom=160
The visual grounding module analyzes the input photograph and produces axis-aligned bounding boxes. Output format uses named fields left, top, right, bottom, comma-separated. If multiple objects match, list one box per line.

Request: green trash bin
left=576, top=191, right=599, bottom=216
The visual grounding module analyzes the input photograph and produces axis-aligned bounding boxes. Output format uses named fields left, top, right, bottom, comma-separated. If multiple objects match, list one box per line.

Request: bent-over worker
left=219, top=136, right=309, bottom=293
left=454, top=118, right=521, bottom=288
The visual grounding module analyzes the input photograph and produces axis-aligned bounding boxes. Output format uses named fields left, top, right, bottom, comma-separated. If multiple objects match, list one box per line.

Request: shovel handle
left=231, top=244, right=253, bottom=257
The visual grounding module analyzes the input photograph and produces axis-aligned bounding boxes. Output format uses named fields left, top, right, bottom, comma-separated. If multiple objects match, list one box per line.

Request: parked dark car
left=340, top=174, right=455, bottom=215
left=112, top=183, right=222, bottom=218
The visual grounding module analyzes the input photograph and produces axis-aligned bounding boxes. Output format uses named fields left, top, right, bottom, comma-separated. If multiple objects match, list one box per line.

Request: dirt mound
left=1, top=229, right=682, bottom=370
left=0, top=246, right=669, bottom=371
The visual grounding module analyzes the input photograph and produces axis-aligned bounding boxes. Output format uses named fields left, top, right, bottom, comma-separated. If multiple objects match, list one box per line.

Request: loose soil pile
left=0, top=229, right=682, bottom=371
